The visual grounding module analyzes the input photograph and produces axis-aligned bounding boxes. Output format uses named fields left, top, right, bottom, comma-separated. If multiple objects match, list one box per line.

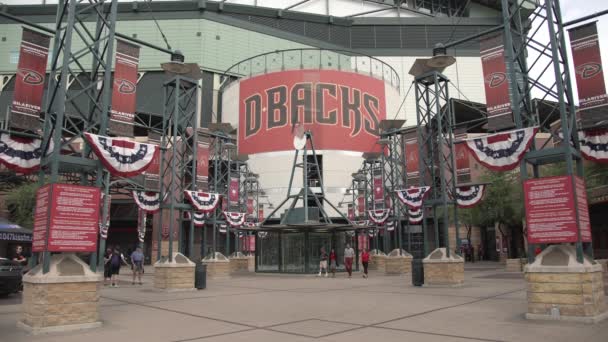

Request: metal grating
left=305, top=22, right=330, bottom=42
left=401, top=26, right=428, bottom=48
left=374, top=26, right=402, bottom=49
left=278, top=19, right=306, bottom=36
left=351, top=26, right=376, bottom=49
left=248, top=15, right=279, bottom=28
left=330, top=25, right=350, bottom=47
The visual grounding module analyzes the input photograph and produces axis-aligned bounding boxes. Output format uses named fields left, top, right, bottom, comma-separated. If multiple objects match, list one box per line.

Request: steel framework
left=415, top=71, right=458, bottom=257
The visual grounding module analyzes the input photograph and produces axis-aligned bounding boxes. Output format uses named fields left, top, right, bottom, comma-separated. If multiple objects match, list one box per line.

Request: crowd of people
left=318, top=244, right=370, bottom=278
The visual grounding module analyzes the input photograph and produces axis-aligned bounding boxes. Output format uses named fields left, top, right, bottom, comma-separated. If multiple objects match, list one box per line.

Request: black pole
left=563, top=9, right=608, bottom=27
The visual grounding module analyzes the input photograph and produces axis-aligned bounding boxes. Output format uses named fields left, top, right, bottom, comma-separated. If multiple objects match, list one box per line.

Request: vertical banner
left=196, top=141, right=210, bottom=189
left=455, top=142, right=470, bottom=179
left=11, top=28, right=51, bottom=131
left=405, top=141, right=419, bottom=178
left=568, top=22, right=608, bottom=129
left=229, top=177, right=239, bottom=204
left=258, top=205, right=264, bottom=222
left=247, top=197, right=254, bottom=216
left=144, top=131, right=161, bottom=189
left=480, top=34, right=513, bottom=131
left=373, top=169, right=384, bottom=206
left=109, top=40, right=140, bottom=137
left=347, top=204, right=355, bottom=221
left=357, top=195, right=365, bottom=217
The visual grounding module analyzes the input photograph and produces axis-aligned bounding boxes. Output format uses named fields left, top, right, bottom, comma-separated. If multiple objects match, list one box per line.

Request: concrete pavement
left=1, top=262, right=606, bottom=342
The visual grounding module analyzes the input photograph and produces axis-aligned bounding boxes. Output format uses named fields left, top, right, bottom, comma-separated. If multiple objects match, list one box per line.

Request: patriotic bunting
left=184, top=190, right=221, bottom=212
left=408, top=208, right=423, bottom=224
left=132, top=191, right=162, bottom=213
left=453, top=185, right=486, bottom=208
left=578, top=129, right=608, bottom=163
left=352, top=220, right=371, bottom=228
left=396, top=186, right=430, bottom=209
left=223, top=211, right=246, bottom=227
left=84, top=133, right=159, bottom=178
left=387, top=220, right=395, bottom=232
left=0, top=134, right=52, bottom=173
left=184, top=211, right=207, bottom=227
left=368, top=209, right=390, bottom=225
left=368, top=229, right=378, bottom=237
left=219, top=224, right=227, bottom=234
left=463, top=127, right=538, bottom=171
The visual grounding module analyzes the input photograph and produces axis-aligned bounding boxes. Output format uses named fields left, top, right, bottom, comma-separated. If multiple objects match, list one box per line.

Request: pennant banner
left=196, top=141, right=210, bottom=188
left=132, top=191, right=162, bottom=213
left=0, top=133, right=52, bottom=173
left=109, top=40, right=140, bottom=137
left=408, top=208, right=423, bottom=224
left=137, top=209, right=146, bottom=243
left=352, top=220, right=370, bottom=228
left=84, top=133, right=159, bottom=178
left=10, top=28, right=51, bottom=131
left=184, top=211, right=206, bottom=227
left=229, top=177, right=239, bottom=203
left=480, top=34, right=513, bottom=130
left=453, top=185, right=486, bottom=208
left=347, top=204, right=355, bottom=221
left=373, top=171, right=384, bottom=204
left=219, top=224, right=227, bottom=234
left=568, top=22, right=608, bottom=129
left=387, top=220, right=395, bottom=232
left=405, top=140, right=420, bottom=177
left=223, top=211, right=246, bottom=227
left=144, top=131, right=161, bottom=189
left=464, top=127, right=538, bottom=171
left=396, top=186, right=430, bottom=209
left=357, top=195, right=365, bottom=216
left=368, top=209, right=390, bottom=225
left=184, top=190, right=221, bottom=212
left=578, top=129, right=608, bottom=163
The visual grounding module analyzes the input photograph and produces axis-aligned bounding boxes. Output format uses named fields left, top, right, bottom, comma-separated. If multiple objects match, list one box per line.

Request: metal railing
left=220, top=48, right=401, bottom=93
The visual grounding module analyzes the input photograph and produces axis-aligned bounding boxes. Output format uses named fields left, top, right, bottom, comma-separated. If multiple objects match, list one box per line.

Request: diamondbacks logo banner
left=11, top=28, right=51, bottom=131
left=568, top=22, right=608, bottom=129
left=110, top=40, right=140, bottom=136
left=237, top=70, right=387, bottom=154
left=480, top=34, right=513, bottom=131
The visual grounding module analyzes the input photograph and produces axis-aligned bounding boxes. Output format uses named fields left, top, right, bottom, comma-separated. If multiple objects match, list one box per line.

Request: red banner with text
left=11, top=28, right=51, bottom=131
left=238, top=70, right=386, bottom=154
left=373, top=171, right=384, bottom=205
left=109, top=40, right=140, bottom=136
left=480, top=34, right=513, bottom=130
left=568, top=22, right=608, bottom=128
left=405, top=141, right=419, bottom=177
left=229, top=177, right=239, bottom=203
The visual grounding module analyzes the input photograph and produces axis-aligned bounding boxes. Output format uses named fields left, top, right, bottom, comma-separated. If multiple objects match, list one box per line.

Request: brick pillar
left=423, top=248, right=465, bottom=287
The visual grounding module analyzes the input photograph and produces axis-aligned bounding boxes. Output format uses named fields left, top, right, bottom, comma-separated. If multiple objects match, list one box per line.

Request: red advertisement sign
left=32, top=184, right=51, bottom=252
left=405, top=141, right=419, bottom=176
left=32, top=184, right=101, bottom=252
left=247, top=197, right=254, bottom=215
left=229, top=177, right=239, bottom=203
left=524, top=176, right=590, bottom=244
left=480, top=34, right=513, bottom=130
left=238, top=70, right=386, bottom=154
left=109, top=40, right=140, bottom=136
left=258, top=206, right=264, bottom=221
left=574, top=176, right=592, bottom=242
left=357, top=195, right=365, bottom=216
left=347, top=204, right=355, bottom=220
left=11, top=28, right=51, bottom=131
left=373, top=172, right=384, bottom=204
left=568, top=22, right=608, bottom=127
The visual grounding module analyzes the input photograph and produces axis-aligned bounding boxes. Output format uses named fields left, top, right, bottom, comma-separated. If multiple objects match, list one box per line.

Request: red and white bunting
left=219, top=224, right=227, bottom=234
left=184, top=190, right=221, bottom=212
left=578, top=129, right=608, bottom=163
left=408, top=208, right=423, bottom=224
left=368, top=209, right=390, bottom=225
left=453, top=185, right=486, bottom=208
left=0, top=134, right=52, bottom=173
left=84, top=133, right=158, bottom=178
left=184, top=211, right=206, bottom=227
left=368, top=229, right=378, bottom=237
left=395, top=186, right=430, bottom=209
left=464, top=127, right=538, bottom=171
left=352, top=220, right=370, bottom=228
left=223, top=211, right=246, bottom=227
left=132, top=191, right=162, bottom=213
left=387, top=220, right=395, bottom=231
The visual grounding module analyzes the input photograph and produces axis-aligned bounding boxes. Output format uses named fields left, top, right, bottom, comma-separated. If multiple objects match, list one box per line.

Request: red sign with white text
left=32, top=184, right=100, bottom=252
left=238, top=70, right=386, bottom=154
left=11, top=28, right=51, bottom=131
left=109, top=40, right=140, bottom=136
left=480, top=34, right=513, bottom=130
left=32, top=184, right=51, bottom=252
left=524, top=176, right=590, bottom=244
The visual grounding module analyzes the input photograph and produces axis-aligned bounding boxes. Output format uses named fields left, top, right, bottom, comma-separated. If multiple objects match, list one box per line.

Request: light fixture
left=160, top=50, right=203, bottom=80
left=345, top=189, right=351, bottom=195
left=223, top=141, right=237, bottom=150
left=427, top=43, right=456, bottom=69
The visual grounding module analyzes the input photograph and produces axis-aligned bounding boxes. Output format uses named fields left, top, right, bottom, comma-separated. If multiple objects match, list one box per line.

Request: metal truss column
left=382, top=131, right=408, bottom=254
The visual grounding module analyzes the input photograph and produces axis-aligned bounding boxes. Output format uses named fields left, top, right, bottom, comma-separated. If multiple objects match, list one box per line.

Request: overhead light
left=160, top=50, right=203, bottom=80
left=345, top=189, right=351, bottom=195
left=223, top=142, right=237, bottom=150
left=426, top=43, right=456, bottom=69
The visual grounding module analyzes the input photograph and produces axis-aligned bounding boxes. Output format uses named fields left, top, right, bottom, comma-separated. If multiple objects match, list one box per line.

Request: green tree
left=5, top=182, right=38, bottom=229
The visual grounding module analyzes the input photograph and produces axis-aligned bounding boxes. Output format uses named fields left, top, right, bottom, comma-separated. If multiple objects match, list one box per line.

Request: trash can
left=411, top=258, right=424, bottom=286
left=195, top=262, right=207, bottom=290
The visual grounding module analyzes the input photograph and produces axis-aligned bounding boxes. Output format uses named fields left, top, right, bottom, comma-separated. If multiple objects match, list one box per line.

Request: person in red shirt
left=361, top=248, right=370, bottom=278
left=329, top=248, right=337, bottom=278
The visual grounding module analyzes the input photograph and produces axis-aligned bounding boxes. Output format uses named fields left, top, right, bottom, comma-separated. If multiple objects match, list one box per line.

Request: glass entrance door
left=308, top=233, right=331, bottom=273
left=281, top=233, right=305, bottom=273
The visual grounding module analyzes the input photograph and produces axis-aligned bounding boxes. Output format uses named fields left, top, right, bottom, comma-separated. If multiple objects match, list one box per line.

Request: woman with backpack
left=110, top=246, right=128, bottom=287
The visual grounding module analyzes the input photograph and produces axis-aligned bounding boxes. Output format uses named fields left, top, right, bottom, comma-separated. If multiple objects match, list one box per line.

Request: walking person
left=130, top=247, right=144, bottom=285
left=329, top=248, right=338, bottom=278
left=109, top=246, right=128, bottom=287
left=318, top=247, right=328, bottom=277
left=344, top=244, right=355, bottom=278
left=361, top=248, right=370, bottom=278
left=103, top=247, right=112, bottom=286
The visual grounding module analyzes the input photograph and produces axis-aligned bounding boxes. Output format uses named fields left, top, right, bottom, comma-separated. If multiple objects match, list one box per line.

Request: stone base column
left=369, top=250, right=387, bottom=272
left=506, top=258, right=524, bottom=272
left=247, top=255, right=255, bottom=272
left=385, top=249, right=413, bottom=275
left=229, top=252, right=250, bottom=274
left=423, top=248, right=464, bottom=287
left=202, top=252, right=231, bottom=279
left=18, top=254, right=102, bottom=334
left=525, top=245, right=607, bottom=323
left=154, top=253, right=195, bottom=291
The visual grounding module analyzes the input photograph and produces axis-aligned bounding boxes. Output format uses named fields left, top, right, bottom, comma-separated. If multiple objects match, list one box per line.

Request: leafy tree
left=5, top=182, right=38, bottom=229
